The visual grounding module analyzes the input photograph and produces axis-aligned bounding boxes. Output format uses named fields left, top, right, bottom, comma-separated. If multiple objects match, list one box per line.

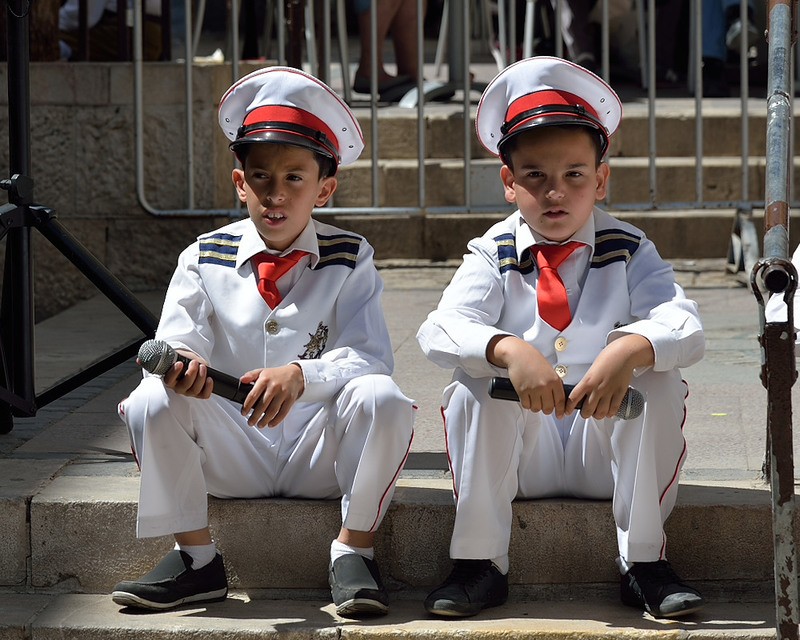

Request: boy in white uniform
left=416, top=57, right=706, bottom=618
left=113, top=67, right=415, bottom=617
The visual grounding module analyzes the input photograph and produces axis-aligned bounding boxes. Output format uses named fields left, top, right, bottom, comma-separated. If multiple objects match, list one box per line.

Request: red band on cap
left=242, top=105, right=340, bottom=158
left=505, top=90, right=600, bottom=133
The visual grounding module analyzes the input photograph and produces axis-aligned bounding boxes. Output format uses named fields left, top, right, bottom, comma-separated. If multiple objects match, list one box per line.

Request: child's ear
left=316, top=176, right=338, bottom=206
left=232, top=168, right=247, bottom=202
left=500, top=165, right=517, bottom=204
left=595, top=162, right=610, bottom=201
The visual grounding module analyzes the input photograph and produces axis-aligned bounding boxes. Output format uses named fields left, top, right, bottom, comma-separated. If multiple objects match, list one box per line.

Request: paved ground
left=3, top=256, right=798, bottom=487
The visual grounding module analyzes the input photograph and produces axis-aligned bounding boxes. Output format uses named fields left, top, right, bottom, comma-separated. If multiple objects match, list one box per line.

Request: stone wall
left=0, top=62, right=246, bottom=320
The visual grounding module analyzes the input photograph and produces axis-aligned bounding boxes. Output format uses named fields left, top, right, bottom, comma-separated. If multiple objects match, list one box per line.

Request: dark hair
left=234, top=143, right=338, bottom=179
left=499, top=125, right=605, bottom=170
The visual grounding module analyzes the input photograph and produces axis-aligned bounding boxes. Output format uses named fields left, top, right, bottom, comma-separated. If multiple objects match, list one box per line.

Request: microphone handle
left=490, top=378, right=586, bottom=404
left=173, top=353, right=254, bottom=404
left=489, top=377, right=640, bottom=418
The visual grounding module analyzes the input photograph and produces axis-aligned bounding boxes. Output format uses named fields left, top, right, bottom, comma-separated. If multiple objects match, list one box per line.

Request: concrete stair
left=329, top=100, right=786, bottom=209
left=0, top=594, right=782, bottom=639
left=1, top=262, right=797, bottom=638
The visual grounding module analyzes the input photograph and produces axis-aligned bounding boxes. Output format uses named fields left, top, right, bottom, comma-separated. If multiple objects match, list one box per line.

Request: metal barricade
left=751, top=2, right=799, bottom=639
left=133, top=0, right=774, bottom=222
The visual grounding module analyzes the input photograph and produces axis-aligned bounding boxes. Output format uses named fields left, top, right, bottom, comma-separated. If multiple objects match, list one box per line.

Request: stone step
left=0, top=593, right=781, bottom=639
left=333, top=157, right=782, bottom=209
left=14, top=468, right=792, bottom=597
left=350, top=102, right=781, bottom=161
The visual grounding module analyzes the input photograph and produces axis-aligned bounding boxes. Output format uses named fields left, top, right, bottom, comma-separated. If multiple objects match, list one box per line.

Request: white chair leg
left=481, top=0, right=504, bottom=70
left=305, top=0, right=318, bottom=76
left=522, top=0, right=536, bottom=59
left=434, top=0, right=449, bottom=78
left=192, top=0, right=207, bottom=58
left=496, top=0, right=508, bottom=69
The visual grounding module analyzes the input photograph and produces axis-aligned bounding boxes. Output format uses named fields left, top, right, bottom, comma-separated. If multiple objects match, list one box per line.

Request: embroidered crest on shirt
left=299, top=322, right=329, bottom=359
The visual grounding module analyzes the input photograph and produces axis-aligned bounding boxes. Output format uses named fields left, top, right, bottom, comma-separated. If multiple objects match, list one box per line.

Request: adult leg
left=551, top=0, right=600, bottom=71
left=355, top=0, right=406, bottom=85
left=389, top=0, right=423, bottom=80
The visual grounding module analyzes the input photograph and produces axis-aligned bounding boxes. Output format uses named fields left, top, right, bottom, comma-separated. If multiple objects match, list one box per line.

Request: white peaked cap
left=219, top=66, right=364, bottom=166
left=476, top=56, right=622, bottom=158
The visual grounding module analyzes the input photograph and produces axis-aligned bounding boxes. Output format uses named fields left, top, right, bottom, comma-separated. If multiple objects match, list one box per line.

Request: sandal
left=352, top=74, right=416, bottom=102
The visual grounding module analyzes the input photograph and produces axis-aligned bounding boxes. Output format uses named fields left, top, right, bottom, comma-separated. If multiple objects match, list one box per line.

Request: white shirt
left=417, top=207, right=705, bottom=385
left=155, top=217, right=394, bottom=404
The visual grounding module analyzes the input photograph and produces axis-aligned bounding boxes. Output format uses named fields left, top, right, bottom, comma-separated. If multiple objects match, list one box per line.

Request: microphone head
left=619, top=388, right=645, bottom=420
left=138, top=340, right=177, bottom=376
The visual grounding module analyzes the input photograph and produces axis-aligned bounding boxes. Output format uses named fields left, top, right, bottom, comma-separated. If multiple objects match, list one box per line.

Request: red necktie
left=533, top=242, right=581, bottom=330
left=252, top=250, right=305, bottom=308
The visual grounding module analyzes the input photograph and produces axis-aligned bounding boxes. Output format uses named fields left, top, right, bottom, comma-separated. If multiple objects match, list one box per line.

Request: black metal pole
left=0, top=0, right=158, bottom=434
left=2, top=0, right=35, bottom=425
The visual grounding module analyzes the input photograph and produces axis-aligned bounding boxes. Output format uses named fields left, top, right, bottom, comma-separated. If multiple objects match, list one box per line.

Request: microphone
left=489, top=377, right=644, bottom=420
left=137, top=339, right=254, bottom=404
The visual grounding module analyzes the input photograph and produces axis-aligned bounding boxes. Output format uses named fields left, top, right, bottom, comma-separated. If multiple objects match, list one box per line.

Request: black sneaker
left=329, top=554, right=389, bottom=617
left=424, top=559, right=509, bottom=617
left=112, top=550, right=228, bottom=610
left=620, top=560, right=705, bottom=618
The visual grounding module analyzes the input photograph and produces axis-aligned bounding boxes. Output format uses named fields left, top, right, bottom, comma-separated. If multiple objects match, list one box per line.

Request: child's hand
left=161, top=351, right=214, bottom=399
left=239, top=364, right=306, bottom=428
left=488, top=335, right=568, bottom=418
left=567, top=334, right=654, bottom=419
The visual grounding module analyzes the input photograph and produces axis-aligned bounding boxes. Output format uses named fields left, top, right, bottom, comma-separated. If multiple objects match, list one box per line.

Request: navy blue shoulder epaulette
left=591, top=228, right=641, bottom=268
left=316, top=232, right=361, bottom=269
left=495, top=233, right=535, bottom=275
left=198, top=232, right=242, bottom=267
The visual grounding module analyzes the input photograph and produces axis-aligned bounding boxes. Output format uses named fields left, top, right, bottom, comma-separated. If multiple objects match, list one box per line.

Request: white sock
left=616, top=556, right=634, bottom=575
left=176, top=541, right=217, bottom=569
left=491, top=554, right=509, bottom=575
left=330, top=538, right=374, bottom=563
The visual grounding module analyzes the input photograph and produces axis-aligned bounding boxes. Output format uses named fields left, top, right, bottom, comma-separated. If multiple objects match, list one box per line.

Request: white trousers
left=119, top=374, right=415, bottom=538
left=442, top=368, right=688, bottom=564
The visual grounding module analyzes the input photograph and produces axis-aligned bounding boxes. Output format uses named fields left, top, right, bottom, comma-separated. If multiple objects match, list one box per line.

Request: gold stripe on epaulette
left=199, top=250, right=237, bottom=263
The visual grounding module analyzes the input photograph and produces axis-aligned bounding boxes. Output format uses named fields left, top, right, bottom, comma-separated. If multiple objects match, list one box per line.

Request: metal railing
left=752, top=2, right=798, bottom=639
left=130, top=0, right=778, bottom=218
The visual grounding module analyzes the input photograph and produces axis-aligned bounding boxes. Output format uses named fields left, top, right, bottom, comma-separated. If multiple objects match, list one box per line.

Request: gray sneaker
left=329, top=553, right=389, bottom=617
left=112, top=550, right=228, bottom=610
